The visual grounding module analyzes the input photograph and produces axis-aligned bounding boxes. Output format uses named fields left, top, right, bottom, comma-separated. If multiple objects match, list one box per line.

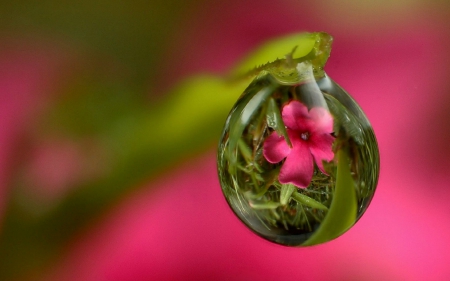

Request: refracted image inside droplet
left=217, top=32, right=379, bottom=246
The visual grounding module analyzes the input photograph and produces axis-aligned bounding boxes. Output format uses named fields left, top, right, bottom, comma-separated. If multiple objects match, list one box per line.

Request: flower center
left=301, top=132, right=310, bottom=141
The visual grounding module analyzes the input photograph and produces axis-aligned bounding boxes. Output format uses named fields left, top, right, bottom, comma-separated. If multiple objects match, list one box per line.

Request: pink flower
left=263, top=100, right=335, bottom=188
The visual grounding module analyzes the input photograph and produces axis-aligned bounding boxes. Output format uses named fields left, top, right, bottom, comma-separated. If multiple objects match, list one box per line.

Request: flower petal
left=309, top=107, right=334, bottom=134
left=282, top=100, right=312, bottom=131
left=278, top=140, right=314, bottom=188
left=263, top=131, right=291, bottom=163
left=310, top=133, right=335, bottom=174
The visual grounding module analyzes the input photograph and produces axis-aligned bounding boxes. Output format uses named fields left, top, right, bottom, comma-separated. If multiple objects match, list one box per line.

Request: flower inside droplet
left=263, top=100, right=335, bottom=188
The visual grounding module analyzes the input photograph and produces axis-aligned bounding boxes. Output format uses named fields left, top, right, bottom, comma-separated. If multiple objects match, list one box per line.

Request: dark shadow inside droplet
left=237, top=212, right=321, bottom=246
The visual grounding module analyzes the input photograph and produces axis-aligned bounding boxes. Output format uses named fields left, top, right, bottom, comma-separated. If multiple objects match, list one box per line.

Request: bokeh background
left=1, top=1, right=450, bottom=280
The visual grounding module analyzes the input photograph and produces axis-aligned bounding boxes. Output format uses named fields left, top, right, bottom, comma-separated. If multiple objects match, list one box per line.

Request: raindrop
left=217, top=32, right=379, bottom=246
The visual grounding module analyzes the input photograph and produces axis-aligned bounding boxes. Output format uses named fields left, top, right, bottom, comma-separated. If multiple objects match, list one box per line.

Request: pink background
left=1, top=0, right=450, bottom=280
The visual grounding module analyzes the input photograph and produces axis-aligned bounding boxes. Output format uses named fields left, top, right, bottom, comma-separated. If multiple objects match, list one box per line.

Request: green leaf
left=280, top=184, right=296, bottom=205
left=302, top=150, right=357, bottom=246
left=249, top=201, right=281, bottom=210
left=226, top=82, right=277, bottom=171
left=231, top=33, right=316, bottom=77
left=237, top=138, right=253, bottom=163
left=230, top=32, right=333, bottom=85
left=266, top=97, right=292, bottom=147
left=291, top=191, right=329, bottom=211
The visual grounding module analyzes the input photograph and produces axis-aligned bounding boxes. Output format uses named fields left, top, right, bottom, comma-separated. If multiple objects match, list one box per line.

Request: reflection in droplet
left=217, top=38, right=379, bottom=245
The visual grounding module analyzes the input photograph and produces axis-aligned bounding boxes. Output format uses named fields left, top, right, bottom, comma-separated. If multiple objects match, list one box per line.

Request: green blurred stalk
left=0, top=30, right=319, bottom=279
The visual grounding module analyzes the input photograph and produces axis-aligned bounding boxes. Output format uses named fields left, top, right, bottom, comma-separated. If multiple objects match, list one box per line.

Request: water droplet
left=217, top=34, right=379, bottom=246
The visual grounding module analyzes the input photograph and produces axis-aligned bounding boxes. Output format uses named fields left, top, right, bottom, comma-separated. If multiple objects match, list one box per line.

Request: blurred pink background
left=1, top=0, right=450, bottom=280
